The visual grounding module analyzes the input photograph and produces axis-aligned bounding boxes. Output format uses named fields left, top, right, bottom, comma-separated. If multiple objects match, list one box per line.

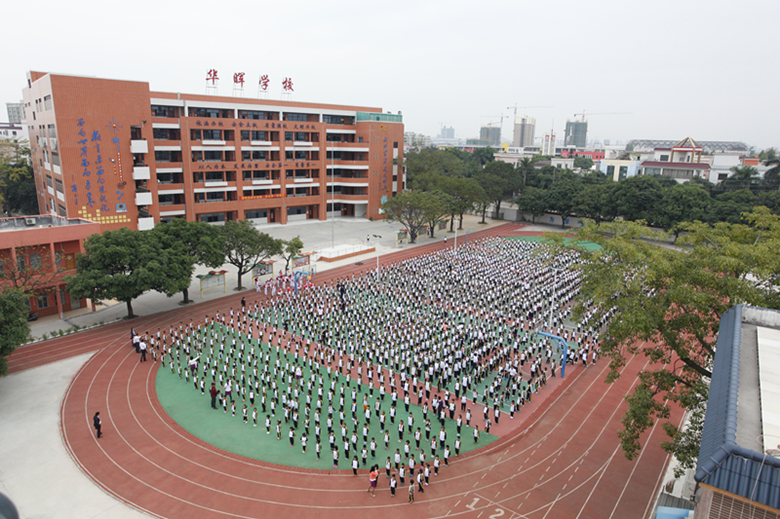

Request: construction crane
left=507, top=104, right=553, bottom=121
left=573, top=110, right=632, bottom=122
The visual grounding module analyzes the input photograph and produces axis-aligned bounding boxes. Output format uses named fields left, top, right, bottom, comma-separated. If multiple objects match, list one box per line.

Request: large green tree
left=221, top=220, right=282, bottom=290
left=0, top=289, right=30, bottom=376
left=442, top=177, right=484, bottom=231
left=152, top=219, right=226, bottom=303
left=481, top=160, right=517, bottom=218
left=0, top=139, right=37, bottom=215
left=381, top=190, right=438, bottom=244
left=543, top=175, right=582, bottom=227
left=66, top=227, right=167, bottom=318
left=514, top=186, right=546, bottom=223
left=547, top=208, right=780, bottom=473
left=611, top=175, right=664, bottom=223
left=404, top=148, right=466, bottom=186
left=655, top=183, right=711, bottom=239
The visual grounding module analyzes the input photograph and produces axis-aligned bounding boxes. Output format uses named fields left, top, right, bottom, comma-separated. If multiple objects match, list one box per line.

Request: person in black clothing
left=93, top=412, right=102, bottom=438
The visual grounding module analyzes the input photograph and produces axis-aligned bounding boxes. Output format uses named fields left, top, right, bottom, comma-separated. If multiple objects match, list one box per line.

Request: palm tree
left=728, top=165, right=760, bottom=191
left=764, top=158, right=780, bottom=190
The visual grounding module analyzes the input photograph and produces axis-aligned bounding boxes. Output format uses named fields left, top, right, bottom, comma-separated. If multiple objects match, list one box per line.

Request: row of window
left=150, top=104, right=356, bottom=126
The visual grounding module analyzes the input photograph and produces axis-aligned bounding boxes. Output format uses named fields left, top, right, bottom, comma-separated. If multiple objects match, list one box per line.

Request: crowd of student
left=138, top=238, right=609, bottom=501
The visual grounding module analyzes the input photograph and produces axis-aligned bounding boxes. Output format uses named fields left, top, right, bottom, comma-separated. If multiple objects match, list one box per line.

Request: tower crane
left=573, top=110, right=632, bottom=122
left=507, top=104, right=553, bottom=121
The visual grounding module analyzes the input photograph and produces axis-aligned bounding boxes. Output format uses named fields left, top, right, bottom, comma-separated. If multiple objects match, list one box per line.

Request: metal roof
left=627, top=139, right=749, bottom=153
left=695, top=305, right=780, bottom=510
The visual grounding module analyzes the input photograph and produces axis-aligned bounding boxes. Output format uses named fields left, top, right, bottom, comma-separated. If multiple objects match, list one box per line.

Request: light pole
left=330, top=139, right=335, bottom=250
left=372, top=234, right=382, bottom=273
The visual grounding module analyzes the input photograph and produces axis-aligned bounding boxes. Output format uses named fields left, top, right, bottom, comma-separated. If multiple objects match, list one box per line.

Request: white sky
left=4, top=0, right=778, bottom=149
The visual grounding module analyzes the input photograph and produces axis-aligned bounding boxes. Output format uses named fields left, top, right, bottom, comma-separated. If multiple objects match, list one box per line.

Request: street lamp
left=372, top=234, right=382, bottom=273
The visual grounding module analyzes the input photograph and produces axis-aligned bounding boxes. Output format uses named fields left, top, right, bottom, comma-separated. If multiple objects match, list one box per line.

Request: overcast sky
left=4, top=0, right=778, bottom=149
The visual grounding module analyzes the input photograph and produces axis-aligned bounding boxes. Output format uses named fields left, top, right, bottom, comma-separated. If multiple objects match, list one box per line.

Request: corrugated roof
left=695, top=305, right=780, bottom=510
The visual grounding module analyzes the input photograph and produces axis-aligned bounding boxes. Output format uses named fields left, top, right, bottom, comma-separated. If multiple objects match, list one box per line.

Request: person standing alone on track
left=93, top=412, right=102, bottom=438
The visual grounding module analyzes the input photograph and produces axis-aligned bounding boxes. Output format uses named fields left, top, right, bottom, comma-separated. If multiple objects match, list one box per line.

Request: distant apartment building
left=564, top=121, right=587, bottom=148
left=512, top=115, right=535, bottom=148
left=22, top=71, right=404, bottom=232
left=6, top=101, right=24, bottom=124
left=479, top=126, right=501, bottom=147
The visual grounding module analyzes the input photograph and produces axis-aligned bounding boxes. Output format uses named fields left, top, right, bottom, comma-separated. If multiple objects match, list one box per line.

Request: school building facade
left=21, top=71, right=405, bottom=232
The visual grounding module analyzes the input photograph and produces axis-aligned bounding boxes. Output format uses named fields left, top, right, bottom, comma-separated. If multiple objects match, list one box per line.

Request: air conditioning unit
left=25, top=218, right=37, bottom=226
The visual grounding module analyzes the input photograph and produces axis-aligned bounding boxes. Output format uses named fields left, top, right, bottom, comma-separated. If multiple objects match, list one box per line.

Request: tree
left=515, top=186, right=547, bottom=223
left=517, top=157, right=535, bottom=187
left=475, top=171, right=505, bottom=223
left=543, top=176, right=582, bottom=227
left=442, top=177, right=484, bottom=230
left=707, top=189, right=756, bottom=224
left=66, top=228, right=166, bottom=318
left=514, top=187, right=546, bottom=223
left=0, top=140, right=37, bottom=215
left=0, top=245, right=66, bottom=293
left=0, top=289, right=30, bottom=376
left=573, top=156, right=594, bottom=170
left=281, top=236, right=304, bottom=272
left=381, top=191, right=431, bottom=244
left=574, top=183, right=616, bottom=224
left=482, top=160, right=517, bottom=218
left=763, top=158, right=780, bottom=190
left=546, top=208, right=780, bottom=473
left=611, top=175, right=663, bottom=224
left=420, top=191, right=452, bottom=237
left=655, top=183, right=711, bottom=240
left=221, top=220, right=282, bottom=290
left=725, top=165, right=760, bottom=192
left=152, top=219, right=225, bottom=303
left=404, top=148, right=466, bottom=186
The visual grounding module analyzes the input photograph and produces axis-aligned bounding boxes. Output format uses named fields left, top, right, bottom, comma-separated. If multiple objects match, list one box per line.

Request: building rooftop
left=0, top=215, right=96, bottom=233
left=695, top=305, right=780, bottom=510
left=627, top=139, right=749, bottom=153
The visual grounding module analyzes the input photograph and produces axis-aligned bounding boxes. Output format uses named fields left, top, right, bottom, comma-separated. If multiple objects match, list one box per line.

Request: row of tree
left=66, top=219, right=304, bottom=318
left=0, top=220, right=304, bottom=374
left=382, top=148, right=780, bottom=241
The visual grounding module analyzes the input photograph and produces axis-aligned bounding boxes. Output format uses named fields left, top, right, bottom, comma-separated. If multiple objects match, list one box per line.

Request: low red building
left=0, top=215, right=99, bottom=318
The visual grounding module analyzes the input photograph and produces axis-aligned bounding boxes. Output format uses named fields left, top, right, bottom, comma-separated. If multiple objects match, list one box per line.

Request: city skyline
left=3, top=0, right=778, bottom=150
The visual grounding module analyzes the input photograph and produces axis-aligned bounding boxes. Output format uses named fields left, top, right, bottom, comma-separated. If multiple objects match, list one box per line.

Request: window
left=55, top=179, right=64, bottom=193
left=284, top=113, right=308, bottom=122
left=285, top=132, right=293, bottom=142
left=37, top=293, right=49, bottom=309
left=46, top=175, right=53, bottom=188
left=153, top=128, right=180, bottom=140
left=203, top=129, right=222, bottom=140
left=48, top=124, right=56, bottom=138
left=188, top=107, right=232, bottom=118
left=155, top=150, right=181, bottom=162
left=246, top=209, right=267, bottom=219
left=199, top=213, right=225, bottom=223
left=323, top=115, right=346, bottom=125
left=660, top=154, right=669, bottom=162
left=203, top=150, right=222, bottom=162
left=238, top=110, right=271, bottom=120
left=57, top=204, right=67, bottom=217
left=242, top=150, right=268, bottom=161
left=151, top=105, right=179, bottom=118
left=190, top=129, right=202, bottom=141
left=0, top=259, right=3, bottom=277
left=43, top=95, right=52, bottom=110
left=55, top=251, right=62, bottom=268
left=205, top=171, right=224, bottom=182
left=193, top=171, right=204, bottom=183
left=52, top=153, right=60, bottom=166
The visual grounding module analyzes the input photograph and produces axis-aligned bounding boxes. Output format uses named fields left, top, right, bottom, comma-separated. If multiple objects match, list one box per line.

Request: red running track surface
left=9, top=223, right=681, bottom=518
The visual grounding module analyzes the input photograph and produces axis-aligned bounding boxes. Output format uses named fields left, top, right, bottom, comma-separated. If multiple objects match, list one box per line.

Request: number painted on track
left=489, top=509, right=505, bottom=519
left=465, top=497, right=480, bottom=510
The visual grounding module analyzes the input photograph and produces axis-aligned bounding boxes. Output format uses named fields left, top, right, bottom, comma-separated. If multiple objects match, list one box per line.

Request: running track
left=8, top=223, right=682, bottom=518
